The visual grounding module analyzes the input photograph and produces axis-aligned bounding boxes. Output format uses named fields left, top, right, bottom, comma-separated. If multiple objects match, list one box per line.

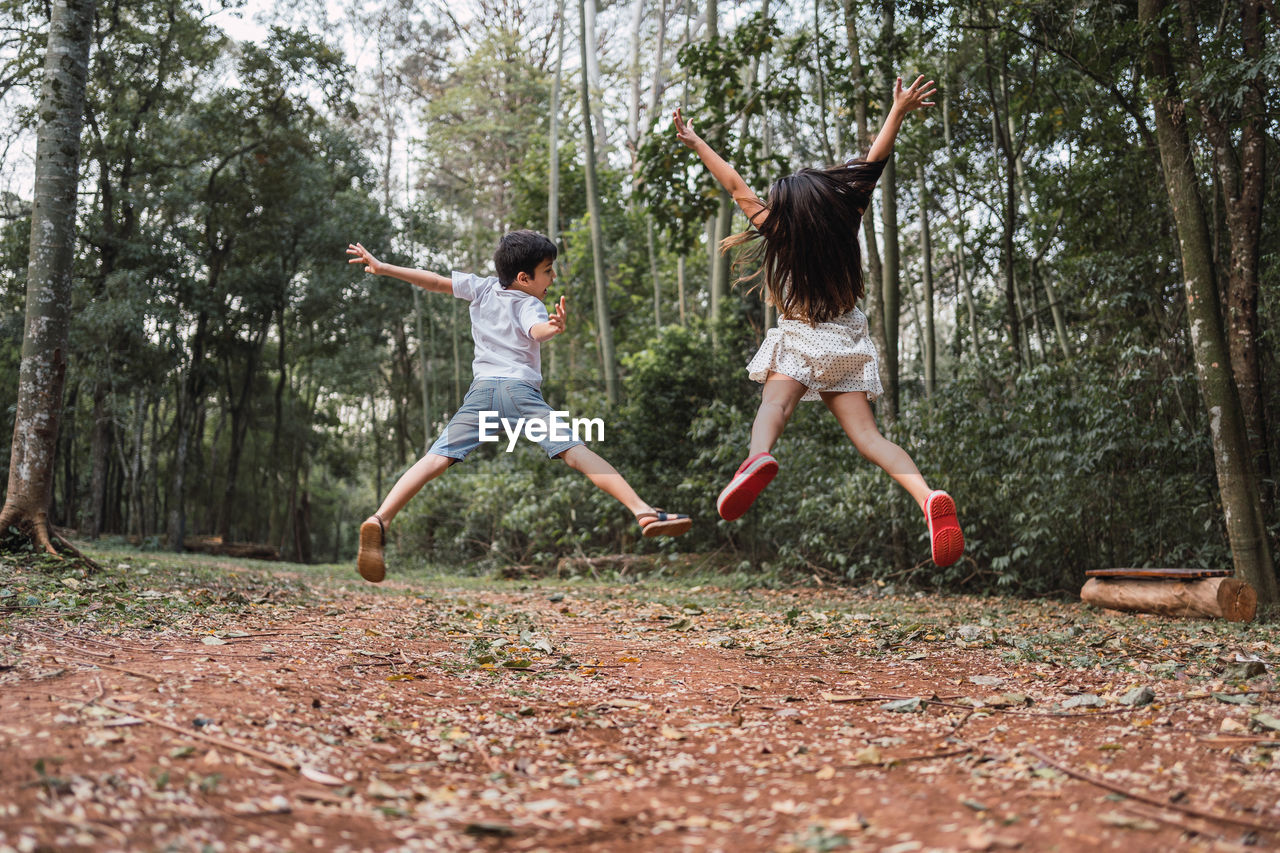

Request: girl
left=673, top=74, right=963, bottom=568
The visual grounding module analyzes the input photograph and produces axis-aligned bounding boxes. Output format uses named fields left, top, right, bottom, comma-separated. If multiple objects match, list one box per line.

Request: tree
left=0, top=0, right=96, bottom=555
left=1138, top=0, right=1276, bottom=602
left=579, top=0, right=618, bottom=405
left=878, top=0, right=901, bottom=417
left=1174, top=0, right=1273, bottom=516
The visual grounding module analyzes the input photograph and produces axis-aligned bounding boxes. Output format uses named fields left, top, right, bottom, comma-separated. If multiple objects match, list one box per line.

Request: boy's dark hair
left=494, top=230, right=557, bottom=288
left=724, top=159, right=885, bottom=324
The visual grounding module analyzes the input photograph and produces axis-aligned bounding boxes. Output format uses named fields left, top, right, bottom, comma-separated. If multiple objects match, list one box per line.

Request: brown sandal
left=357, top=514, right=387, bottom=583
left=637, top=509, right=692, bottom=538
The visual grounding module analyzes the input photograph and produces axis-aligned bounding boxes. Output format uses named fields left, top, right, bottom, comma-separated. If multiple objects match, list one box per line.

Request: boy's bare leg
left=374, top=453, right=455, bottom=524
left=358, top=452, right=454, bottom=583
left=748, top=372, right=808, bottom=456
left=820, top=390, right=931, bottom=509
left=559, top=445, right=652, bottom=517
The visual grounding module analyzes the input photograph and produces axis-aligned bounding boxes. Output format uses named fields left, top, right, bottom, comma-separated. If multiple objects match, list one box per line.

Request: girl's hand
left=673, top=108, right=702, bottom=149
left=892, top=75, right=937, bottom=115
left=346, top=242, right=382, bottom=275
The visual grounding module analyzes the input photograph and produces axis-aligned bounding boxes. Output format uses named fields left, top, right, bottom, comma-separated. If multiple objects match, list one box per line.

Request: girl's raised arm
left=865, top=75, right=936, bottom=162
left=674, top=108, right=767, bottom=225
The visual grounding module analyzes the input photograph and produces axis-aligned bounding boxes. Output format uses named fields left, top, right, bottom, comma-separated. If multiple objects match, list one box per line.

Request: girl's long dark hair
left=725, top=159, right=883, bottom=325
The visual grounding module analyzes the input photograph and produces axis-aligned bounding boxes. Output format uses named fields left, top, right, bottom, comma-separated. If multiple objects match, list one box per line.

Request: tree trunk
left=87, top=386, right=110, bottom=538
left=1221, top=0, right=1271, bottom=516
left=917, top=165, right=935, bottom=397
left=146, top=395, right=160, bottom=537
left=1176, top=0, right=1272, bottom=517
left=413, top=289, right=431, bottom=455
left=548, top=0, right=566, bottom=244
left=843, top=0, right=884, bottom=371
left=951, top=247, right=979, bottom=358
left=940, top=86, right=979, bottom=358
left=579, top=0, right=618, bottom=405
left=582, top=0, right=607, bottom=160
left=546, top=0, right=566, bottom=383
left=217, top=326, right=267, bottom=543
left=647, top=217, right=661, bottom=328
left=711, top=192, right=731, bottom=333
left=128, top=388, right=145, bottom=538
left=646, top=0, right=669, bottom=124
left=1138, top=0, right=1276, bottom=603
left=878, top=0, right=900, bottom=419
left=812, top=0, right=835, bottom=164
left=626, top=0, right=646, bottom=159
left=0, top=0, right=97, bottom=556
left=982, top=44, right=1024, bottom=368
left=677, top=256, right=687, bottom=325
left=705, top=0, right=729, bottom=338
left=167, top=379, right=194, bottom=552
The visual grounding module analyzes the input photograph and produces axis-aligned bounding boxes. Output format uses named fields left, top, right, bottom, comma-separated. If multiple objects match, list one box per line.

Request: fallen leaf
left=821, top=692, right=864, bottom=703
left=881, top=698, right=922, bottom=713
left=1098, top=811, right=1159, bottom=831
left=367, top=779, right=404, bottom=799
left=300, top=766, right=344, bottom=786
left=853, top=746, right=882, bottom=764
left=1118, top=686, right=1155, bottom=707
left=1252, top=713, right=1280, bottom=732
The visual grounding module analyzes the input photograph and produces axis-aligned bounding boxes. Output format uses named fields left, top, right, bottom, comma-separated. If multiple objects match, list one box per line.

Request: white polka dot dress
left=746, top=306, right=883, bottom=401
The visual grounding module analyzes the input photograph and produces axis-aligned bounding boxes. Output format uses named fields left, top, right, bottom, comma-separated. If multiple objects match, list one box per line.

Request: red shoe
left=924, top=491, right=964, bottom=568
left=717, top=453, right=779, bottom=521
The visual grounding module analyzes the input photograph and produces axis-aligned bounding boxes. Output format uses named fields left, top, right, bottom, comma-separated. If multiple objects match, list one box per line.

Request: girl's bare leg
left=559, top=445, right=652, bottom=517
left=373, top=453, right=454, bottom=524
left=820, top=390, right=932, bottom=509
left=749, top=372, right=809, bottom=456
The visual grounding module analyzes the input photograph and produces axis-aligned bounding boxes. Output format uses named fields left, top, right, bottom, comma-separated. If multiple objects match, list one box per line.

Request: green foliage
left=396, top=332, right=1231, bottom=593
left=636, top=12, right=796, bottom=253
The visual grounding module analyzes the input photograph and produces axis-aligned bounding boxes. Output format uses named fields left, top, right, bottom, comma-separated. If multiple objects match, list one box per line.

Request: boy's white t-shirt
left=452, top=271, right=549, bottom=384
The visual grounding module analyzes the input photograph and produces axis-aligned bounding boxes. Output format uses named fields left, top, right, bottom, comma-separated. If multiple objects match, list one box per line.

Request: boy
left=346, top=230, right=691, bottom=582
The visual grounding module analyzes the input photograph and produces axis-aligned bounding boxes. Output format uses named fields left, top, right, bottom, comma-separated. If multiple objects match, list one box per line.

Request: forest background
left=0, top=0, right=1277, bottom=599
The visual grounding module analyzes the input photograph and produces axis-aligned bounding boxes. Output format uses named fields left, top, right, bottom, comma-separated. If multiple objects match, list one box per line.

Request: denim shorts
left=428, top=378, right=585, bottom=461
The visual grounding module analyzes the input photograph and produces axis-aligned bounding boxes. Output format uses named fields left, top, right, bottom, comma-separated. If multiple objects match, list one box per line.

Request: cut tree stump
left=1081, top=571, right=1256, bottom=623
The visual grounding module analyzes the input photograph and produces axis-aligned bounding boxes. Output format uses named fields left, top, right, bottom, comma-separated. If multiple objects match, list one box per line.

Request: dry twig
left=1026, top=746, right=1280, bottom=835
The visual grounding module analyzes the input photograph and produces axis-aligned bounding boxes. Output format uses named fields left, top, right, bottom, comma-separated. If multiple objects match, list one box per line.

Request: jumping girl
left=674, top=74, right=964, bottom=568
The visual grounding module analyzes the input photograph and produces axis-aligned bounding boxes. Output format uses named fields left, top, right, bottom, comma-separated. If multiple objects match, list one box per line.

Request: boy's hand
left=892, top=75, right=937, bottom=115
left=673, top=108, right=702, bottom=149
left=346, top=242, right=383, bottom=275
left=548, top=296, right=567, bottom=336
left=531, top=296, right=568, bottom=342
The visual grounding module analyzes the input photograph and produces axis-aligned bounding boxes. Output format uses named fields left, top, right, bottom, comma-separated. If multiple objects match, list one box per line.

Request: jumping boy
left=346, top=230, right=692, bottom=582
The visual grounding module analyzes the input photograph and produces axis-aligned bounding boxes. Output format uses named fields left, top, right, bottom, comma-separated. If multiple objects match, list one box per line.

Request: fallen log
left=182, top=536, right=281, bottom=561
left=1081, top=576, right=1256, bottom=622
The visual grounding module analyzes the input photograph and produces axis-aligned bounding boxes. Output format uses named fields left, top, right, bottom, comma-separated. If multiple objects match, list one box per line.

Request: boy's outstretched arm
left=529, top=296, right=567, bottom=342
left=346, top=243, right=453, bottom=294
left=865, top=75, right=936, bottom=163
left=673, top=108, right=767, bottom=225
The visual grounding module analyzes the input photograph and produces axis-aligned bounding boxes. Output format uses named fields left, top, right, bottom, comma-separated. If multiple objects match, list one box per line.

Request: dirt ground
left=2, top=552, right=1280, bottom=852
